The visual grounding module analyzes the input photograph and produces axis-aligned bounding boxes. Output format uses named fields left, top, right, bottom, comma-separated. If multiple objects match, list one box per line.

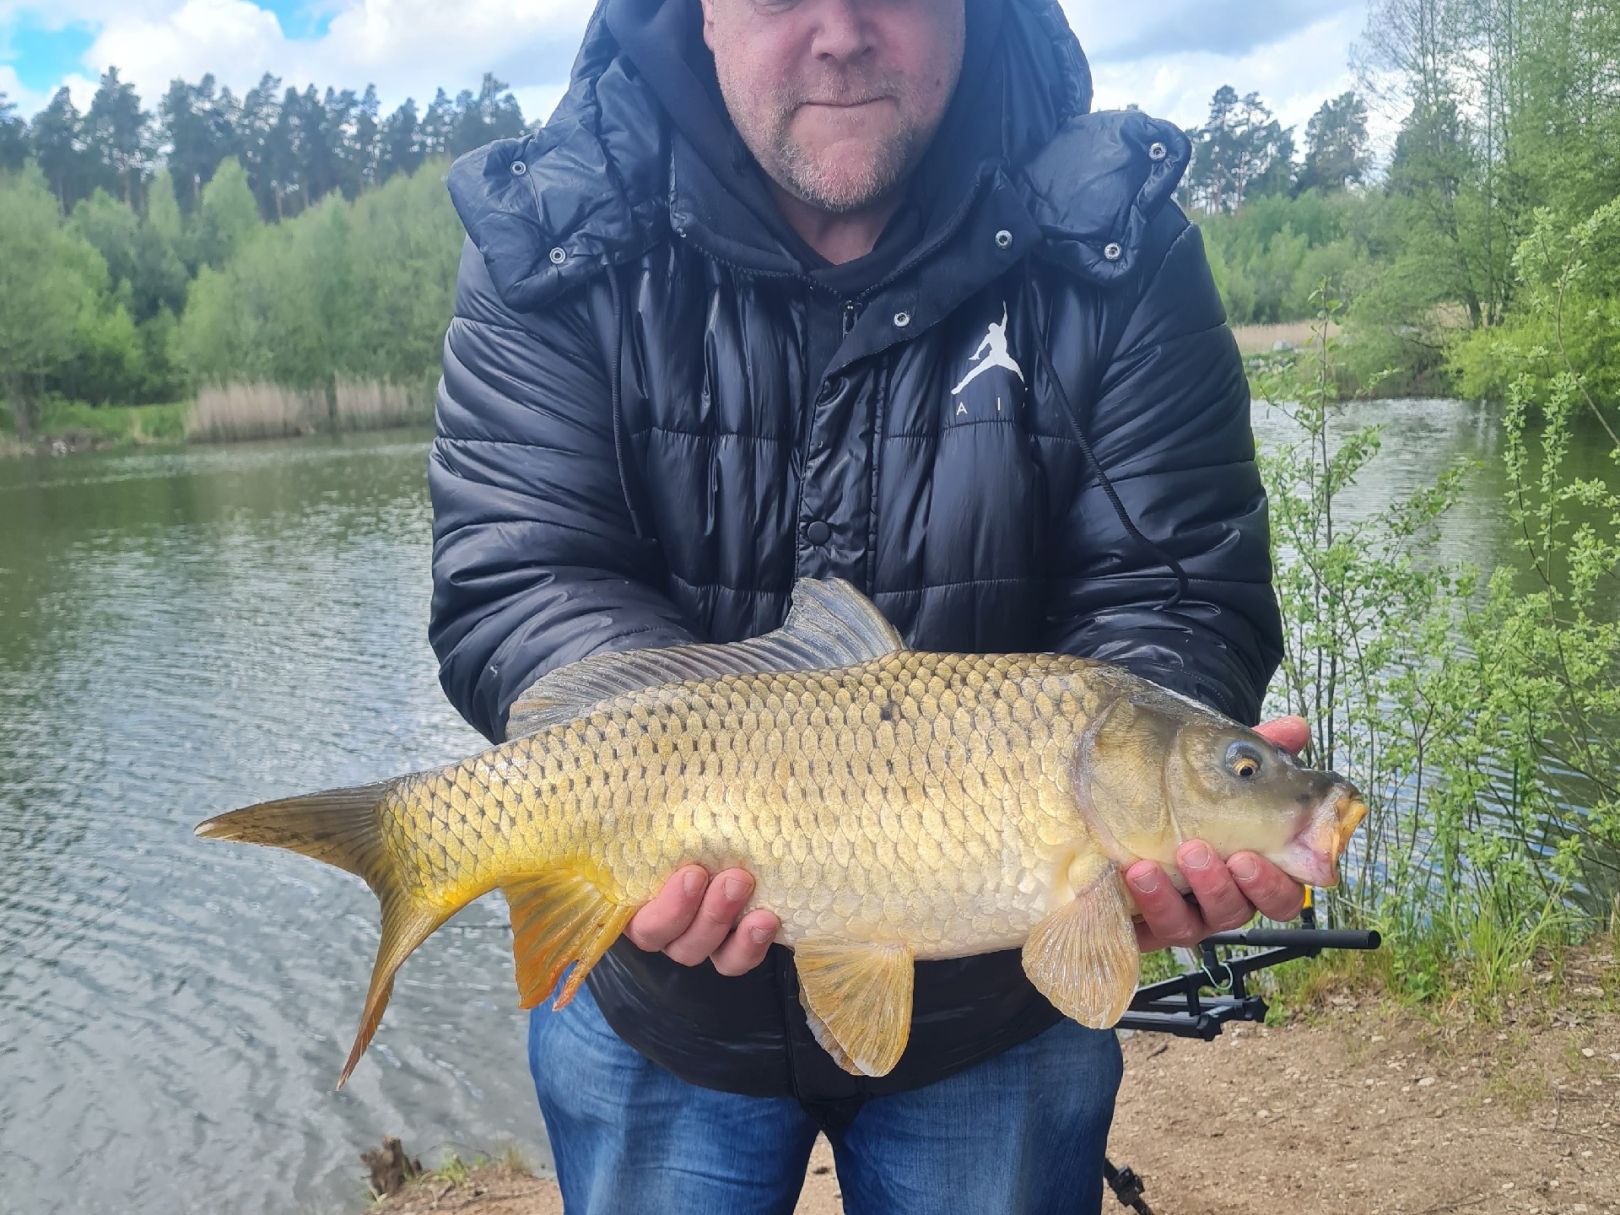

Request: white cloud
left=10, top=0, right=590, bottom=118
left=1084, top=4, right=1401, bottom=163
left=82, top=0, right=284, bottom=95
left=6, top=0, right=1402, bottom=161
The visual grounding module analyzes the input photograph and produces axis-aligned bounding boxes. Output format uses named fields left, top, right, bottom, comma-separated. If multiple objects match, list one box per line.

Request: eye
left=1226, top=742, right=1264, bottom=780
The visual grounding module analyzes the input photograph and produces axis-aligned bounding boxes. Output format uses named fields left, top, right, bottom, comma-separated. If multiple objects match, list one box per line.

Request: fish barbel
left=196, top=579, right=1367, bottom=1086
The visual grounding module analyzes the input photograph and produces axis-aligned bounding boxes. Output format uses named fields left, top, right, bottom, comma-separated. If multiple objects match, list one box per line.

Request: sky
left=0, top=0, right=1395, bottom=156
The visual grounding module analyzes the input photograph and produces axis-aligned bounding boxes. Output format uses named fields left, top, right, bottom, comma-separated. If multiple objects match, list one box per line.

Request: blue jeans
left=528, top=981, right=1123, bottom=1214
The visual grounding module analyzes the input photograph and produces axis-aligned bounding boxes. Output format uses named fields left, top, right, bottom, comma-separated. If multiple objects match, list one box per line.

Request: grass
left=0, top=399, right=190, bottom=451
left=1259, top=923, right=1619, bottom=1032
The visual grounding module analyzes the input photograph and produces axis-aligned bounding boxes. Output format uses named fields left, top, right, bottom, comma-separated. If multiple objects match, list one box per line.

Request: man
left=430, top=0, right=1305, bottom=1210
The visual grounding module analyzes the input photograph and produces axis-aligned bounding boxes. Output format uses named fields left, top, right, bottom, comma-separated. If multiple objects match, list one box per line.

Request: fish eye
left=1226, top=742, right=1264, bottom=780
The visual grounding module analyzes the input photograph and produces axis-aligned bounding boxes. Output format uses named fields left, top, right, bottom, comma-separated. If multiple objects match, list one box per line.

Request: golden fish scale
left=380, top=651, right=1114, bottom=957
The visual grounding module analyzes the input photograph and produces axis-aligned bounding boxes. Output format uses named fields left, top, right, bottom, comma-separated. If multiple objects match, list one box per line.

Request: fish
left=196, top=578, right=1367, bottom=1087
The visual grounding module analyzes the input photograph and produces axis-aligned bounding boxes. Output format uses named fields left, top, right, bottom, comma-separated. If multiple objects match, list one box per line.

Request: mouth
left=800, top=96, right=889, bottom=110
left=1276, top=787, right=1368, bottom=887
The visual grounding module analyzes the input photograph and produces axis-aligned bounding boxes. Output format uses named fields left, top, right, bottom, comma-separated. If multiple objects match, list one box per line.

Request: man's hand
left=624, top=866, right=781, bottom=976
left=1127, top=715, right=1311, bottom=952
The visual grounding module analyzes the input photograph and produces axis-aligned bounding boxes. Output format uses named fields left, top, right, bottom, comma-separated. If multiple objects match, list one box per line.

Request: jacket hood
left=448, top=0, right=1188, bottom=311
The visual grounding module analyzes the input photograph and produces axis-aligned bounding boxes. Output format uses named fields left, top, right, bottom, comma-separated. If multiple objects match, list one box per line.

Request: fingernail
left=749, top=925, right=773, bottom=945
left=1130, top=869, right=1159, bottom=894
left=1182, top=843, right=1213, bottom=870
left=724, top=876, right=748, bottom=901
left=1230, top=855, right=1259, bottom=882
left=682, top=869, right=703, bottom=897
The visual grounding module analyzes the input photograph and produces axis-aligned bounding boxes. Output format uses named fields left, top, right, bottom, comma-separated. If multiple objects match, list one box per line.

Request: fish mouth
left=1276, top=787, right=1368, bottom=887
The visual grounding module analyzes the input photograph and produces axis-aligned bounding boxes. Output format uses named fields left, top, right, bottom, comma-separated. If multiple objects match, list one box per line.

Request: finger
left=624, top=866, right=708, bottom=952
left=1227, top=852, right=1306, bottom=921
left=1255, top=715, right=1309, bottom=756
left=663, top=869, right=755, bottom=966
left=1125, top=860, right=1206, bottom=949
left=710, top=910, right=781, bottom=977
left=1178, top=841, right=1255, bottom=934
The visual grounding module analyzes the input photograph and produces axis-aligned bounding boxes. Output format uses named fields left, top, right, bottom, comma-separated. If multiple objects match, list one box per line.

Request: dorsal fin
left=505, top=578, right=903, bottom=737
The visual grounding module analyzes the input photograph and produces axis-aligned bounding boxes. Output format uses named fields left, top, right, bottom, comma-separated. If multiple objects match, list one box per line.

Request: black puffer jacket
left=431, top=0, right=1283, bottom=1102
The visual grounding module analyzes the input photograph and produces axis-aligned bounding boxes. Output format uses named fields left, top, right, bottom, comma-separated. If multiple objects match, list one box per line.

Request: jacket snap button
left=549, top=247, right=568, bottom=265
left=511, top=160, right=528, bottom=176
left=994, top=229, right=1013, bottom=250
left=805, top=520, right=831, bottom=545
left=1103, top=242, right=1123, bottom=262
left=1148, top=141, right=1167, bottom=161
left=892, top=311, right=911, bottom=328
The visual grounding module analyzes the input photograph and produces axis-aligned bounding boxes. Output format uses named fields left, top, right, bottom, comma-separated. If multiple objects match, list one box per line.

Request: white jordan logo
left=951, top=303, right=1024, bottom=395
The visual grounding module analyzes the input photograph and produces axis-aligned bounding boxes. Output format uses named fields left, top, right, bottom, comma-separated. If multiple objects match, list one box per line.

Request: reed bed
left=185, top=379, right=432, bottom=443
left=1230, top=320, right=1336, bottom=358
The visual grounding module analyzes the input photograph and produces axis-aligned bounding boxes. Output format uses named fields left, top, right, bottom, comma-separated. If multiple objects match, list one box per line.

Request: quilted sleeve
left=430, top=239, right=696, bottom=742
left=1043, top=211, right=1283, bottom=724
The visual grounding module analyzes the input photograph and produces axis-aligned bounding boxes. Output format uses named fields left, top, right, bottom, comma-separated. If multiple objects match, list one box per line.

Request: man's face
left=700, top=0, right=966, bottom=214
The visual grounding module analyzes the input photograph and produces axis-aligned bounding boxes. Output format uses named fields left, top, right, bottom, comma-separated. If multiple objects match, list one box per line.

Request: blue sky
left=0, top=1, right=1390, bottom=153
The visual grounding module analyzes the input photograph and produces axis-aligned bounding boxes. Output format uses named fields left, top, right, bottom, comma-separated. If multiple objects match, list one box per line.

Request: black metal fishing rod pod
left=1100, top=903, right=1382, bottom=1213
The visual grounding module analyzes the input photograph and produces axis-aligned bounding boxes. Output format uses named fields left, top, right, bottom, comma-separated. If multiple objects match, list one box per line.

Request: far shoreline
left=0, top=323, right=1355, bottom=460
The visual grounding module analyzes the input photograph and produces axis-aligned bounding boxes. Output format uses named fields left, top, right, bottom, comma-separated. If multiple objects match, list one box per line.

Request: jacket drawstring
left=1032, top=327, right=1190, bottom=610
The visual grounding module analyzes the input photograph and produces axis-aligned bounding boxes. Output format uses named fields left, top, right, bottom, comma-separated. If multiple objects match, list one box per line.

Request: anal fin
left=1021, top=855, right=1139, bottom=1029
left=794, top=940, right=914, bottom=1077
left=503, top=869, right=636, bottom=1010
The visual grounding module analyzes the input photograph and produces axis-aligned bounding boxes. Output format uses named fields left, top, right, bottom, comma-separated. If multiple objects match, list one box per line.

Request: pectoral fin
left=794, top=941, right=915, bottom=1077
left=1022, top=857, right=1139, bottom=1029
left=503, top=869, right=636, bottom=1011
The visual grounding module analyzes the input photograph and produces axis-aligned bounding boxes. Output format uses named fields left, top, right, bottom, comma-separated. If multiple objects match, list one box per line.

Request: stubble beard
left=768, top=112, right=932, bottom=214
left=721, top=72, right=943, bottom=215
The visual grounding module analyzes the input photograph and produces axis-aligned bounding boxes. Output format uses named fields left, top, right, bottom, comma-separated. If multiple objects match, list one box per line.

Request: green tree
left=449, top=73, right=527, bottom=155
left=379, top=98, right=422, bottom=182
left=420, top=88, right=454, bottom=158
left=31, top=86, right=92, bottom=211
left=0, top=166, right=108, bottom=432
left=1297, top=91, right=1372, bottom=193
left=192, top=157, right=262, bottom=269
left=161, top=74, right=239, bottom=213
left=0, top=92, right=27, bottom=172
left=350, top=84, right=381, bottom=194
left=237, top=73, right=283, bottom=220
left=83, top=67, right=150, bottom=205
left=1182, top=86, right=1296, bottom=213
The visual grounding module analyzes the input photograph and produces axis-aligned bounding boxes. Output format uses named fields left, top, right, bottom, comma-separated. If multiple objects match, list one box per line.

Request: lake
left=0, top=399, right=1610, bottom=1214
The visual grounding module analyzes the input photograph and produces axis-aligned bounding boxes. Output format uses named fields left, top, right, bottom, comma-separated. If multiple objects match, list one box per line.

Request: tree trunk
left=7, top=374, right=37, bottom=440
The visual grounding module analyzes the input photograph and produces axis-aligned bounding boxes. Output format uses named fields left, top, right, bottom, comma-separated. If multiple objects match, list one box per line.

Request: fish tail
left=195, top=783, right=444, bottom=1089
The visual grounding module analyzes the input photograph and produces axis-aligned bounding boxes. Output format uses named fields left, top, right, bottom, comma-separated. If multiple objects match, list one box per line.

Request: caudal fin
left=196, top=783, right=445, bottom=1088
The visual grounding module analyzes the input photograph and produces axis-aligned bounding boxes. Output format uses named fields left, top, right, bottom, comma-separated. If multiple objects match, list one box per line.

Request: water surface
left=0, top=402, right=1612, bottom=1213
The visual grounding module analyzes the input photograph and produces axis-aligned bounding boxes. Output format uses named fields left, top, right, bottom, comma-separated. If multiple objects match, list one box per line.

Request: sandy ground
left=371, top=966, right=1619, bottom=1215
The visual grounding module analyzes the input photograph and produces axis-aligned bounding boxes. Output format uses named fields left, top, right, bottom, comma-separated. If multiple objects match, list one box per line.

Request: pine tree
left=84, top=68, right=151, bottom=206
left=0, top=92, right=27, bottom=172
left=237, top=74, right=283, bottom=220
left=1298, top=92, right=1372, bottom=193
left=420, top=88, right=454, bottom=158
left=31, top=87, right=92, bottom=211
left=1183, top=87, right=1296, bottom=213
left=161, top=75, right=239, bottom=213
left=378, top=98, right=421, bottom=184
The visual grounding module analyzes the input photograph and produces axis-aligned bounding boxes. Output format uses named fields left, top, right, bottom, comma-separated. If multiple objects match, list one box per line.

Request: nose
left=810, top=0, right=874, bottom=63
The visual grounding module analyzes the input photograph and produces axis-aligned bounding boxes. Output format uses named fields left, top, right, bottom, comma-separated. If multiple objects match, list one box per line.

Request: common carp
left=196, top=578, right=1366, bottom=1086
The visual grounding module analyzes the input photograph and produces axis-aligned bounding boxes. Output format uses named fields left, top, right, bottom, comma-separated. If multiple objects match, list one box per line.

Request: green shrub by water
left=1248, top=247, right=1620, bottom=1013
